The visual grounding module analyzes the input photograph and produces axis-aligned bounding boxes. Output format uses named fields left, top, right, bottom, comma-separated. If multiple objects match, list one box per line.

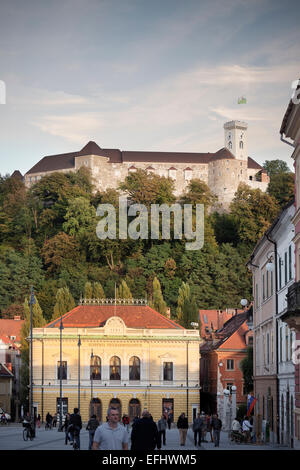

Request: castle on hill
left=24, top=120, right=269, bottom=209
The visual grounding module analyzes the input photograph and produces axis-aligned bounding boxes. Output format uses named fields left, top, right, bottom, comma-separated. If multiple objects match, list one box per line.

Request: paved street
left=0, top=423, right=288, bottom=451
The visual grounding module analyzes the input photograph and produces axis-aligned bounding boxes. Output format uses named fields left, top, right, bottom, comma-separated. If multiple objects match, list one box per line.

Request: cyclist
left=69, top=408, right=82, bottom=449
left=23, top=413, right=34, bottom=439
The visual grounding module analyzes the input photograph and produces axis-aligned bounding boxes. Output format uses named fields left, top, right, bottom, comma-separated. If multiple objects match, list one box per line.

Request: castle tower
left=223, top=121, right=248, bottom=161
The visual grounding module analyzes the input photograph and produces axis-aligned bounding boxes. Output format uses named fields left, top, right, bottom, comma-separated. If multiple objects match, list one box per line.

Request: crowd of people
left=21, top=407, right=255, bottom=450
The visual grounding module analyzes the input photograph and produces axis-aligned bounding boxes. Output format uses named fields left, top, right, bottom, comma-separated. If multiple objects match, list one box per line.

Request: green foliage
left=240, top=346, right=253, bottom=394
left=267, top=172, right=294, bottom=207
left=117, top=280, right=133, bottom=299
left=84, top=281, right=93, bottom=298
left=93, top=282, right=105, bottom=298
left=230, top=183, right=279, bottom=248
left=176, top=282, right=198, bottom=327
left=52, top=287, right=75, bottom=320
left=149, top=276, right=168, bottom=315
left=263, top=159, right=291, bottom=177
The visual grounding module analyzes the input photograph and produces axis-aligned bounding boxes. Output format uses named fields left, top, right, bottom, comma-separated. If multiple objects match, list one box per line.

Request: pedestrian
left=122, top=414, right=130, bottom=431
left=211, top=413, right=222, bottom=447
left=192, top=413, right=202, bottom=447
left=37, top=414, right=41, bottom=428
left=86, top=414, right=99, bottom=450
left=177, top=412, right=189, bottom=446
left=132, top=415, right=140, bottom=428
left=45, top=412, right=52, bottom=429
left=167, top=411, right=173, bottom=430
left=92, top=407, right=128, bottom=450
left=242, top=416, right=253, bottom=443
left=200, top=411, right=207, bottom=442
left=131, top=410, right=159, bottom=450
left=157, top=415, right=167, bottom=448
left=69, top=408, right=82, bottom=449
left=205, top=413, right=213, bottom=442
left=63, top=413, right=71, bottom=444
left=52, top=412, right=57, bottom=428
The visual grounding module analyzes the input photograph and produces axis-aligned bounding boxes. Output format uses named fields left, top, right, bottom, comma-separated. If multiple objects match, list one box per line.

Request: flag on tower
left=238, top=96, right=247, bottom=104
left=247, top=394, right=257, bottom=416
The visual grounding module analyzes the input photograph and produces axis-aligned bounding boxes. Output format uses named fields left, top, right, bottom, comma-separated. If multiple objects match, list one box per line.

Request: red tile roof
left=0, top=363, right=14, bottom=377
left=0, top=319, right=24, bottom=343
left=45, top=305, right=185, bottom=330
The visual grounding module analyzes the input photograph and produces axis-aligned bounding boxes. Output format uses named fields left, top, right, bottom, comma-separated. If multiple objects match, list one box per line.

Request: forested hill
left=0, top=160, right=293, bottom=328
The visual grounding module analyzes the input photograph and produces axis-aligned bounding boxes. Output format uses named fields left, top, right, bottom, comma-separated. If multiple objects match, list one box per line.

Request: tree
left=267, top=172, right=294, bottom=207
left=149, top=277, right=167, bottom=315
left=94, top=282, right=105, bottom=298
left=176, top=282, right=198, bottom=328
left=117, top=280, right=133, bottom=299
left=230, top=183, right=279, bottom=247
left=63, top=196, right=95, bottom=237
left=180, top=179, right=218, bottom=213
left=263, top=159, right=291, bottom=177
left=84, top=281, right=93, bottom=299
left=41, top=232, right=81, bottom=273
left=240, top=346, right=253, bottom=394
left=52, top=287, right=75, bottom=320
left=119, top=169, right=176, bottom=208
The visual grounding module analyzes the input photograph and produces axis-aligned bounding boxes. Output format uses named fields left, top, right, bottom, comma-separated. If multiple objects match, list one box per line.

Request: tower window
left=228, top=141, right=232, bottom=149
left=239, top=141, right=243, bottom=149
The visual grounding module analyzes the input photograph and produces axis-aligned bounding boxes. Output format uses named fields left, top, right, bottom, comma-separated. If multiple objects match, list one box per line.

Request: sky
left=0, top=0, right=299, bottom=175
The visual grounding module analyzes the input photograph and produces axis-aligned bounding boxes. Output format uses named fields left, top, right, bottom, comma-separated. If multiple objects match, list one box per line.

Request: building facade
left=280, top=83, right=300, bottom=449
left=31, top=300, right=201, bottom=423
left=200, top=310, right=252, bottom=414
left=24, top=121, right=269, bottom=209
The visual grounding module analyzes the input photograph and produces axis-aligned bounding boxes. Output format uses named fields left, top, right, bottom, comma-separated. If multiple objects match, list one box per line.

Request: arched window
left=129, top=356, right=140, bottom=381
left=239, top=141, right=243, bottom=149
left=110, top=356, right=121, bottom=380
left=228, top=141, right=232, bottom=149
left=90, top=355, right=101, bottom=380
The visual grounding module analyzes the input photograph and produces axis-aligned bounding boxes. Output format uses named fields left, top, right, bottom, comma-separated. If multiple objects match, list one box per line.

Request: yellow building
left=31, top=299, right=201, bottom=423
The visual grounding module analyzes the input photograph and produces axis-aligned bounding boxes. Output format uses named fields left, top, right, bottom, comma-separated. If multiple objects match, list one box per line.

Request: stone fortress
left=25, top=120, right=269, bottom=209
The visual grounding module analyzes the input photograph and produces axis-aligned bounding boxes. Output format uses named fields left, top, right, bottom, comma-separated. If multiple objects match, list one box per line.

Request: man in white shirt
left=92, top=407, right=129, bottom=450
left=232, top=417, right=241, bottom=432
left=242, top=416, right=253, bottom=443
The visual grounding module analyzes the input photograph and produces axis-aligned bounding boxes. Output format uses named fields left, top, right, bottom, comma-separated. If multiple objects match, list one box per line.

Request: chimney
left=217, top=310, right=220, bottom=330
left=14, top=316, right=21, bottom=321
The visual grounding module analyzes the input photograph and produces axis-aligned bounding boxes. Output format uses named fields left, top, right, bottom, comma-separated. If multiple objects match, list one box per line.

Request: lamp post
left=90, top=350, right=94, bottom=418
left=29, top=287, right=36, bottom=421
left=58, top=315, right=64, bottom=431
left=78, top=335, right=81, bottom=412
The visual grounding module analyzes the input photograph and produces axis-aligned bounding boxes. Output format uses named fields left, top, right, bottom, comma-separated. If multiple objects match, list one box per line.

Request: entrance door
left=129, top=399, right=141, bottom=421
left=90, top=398, right=102, bottom=422
left=192, top=404, right=198, bottom=422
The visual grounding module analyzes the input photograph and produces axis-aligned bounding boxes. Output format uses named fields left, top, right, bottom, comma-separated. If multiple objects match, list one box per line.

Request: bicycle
left=23, top=424, right=34, bottom=441
left=45, top=421, right=52, bottom=430
left=71, top=427, right=80, bottom=450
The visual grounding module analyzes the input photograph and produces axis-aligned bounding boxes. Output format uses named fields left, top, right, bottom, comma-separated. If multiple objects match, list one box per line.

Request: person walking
left=192, top=413, right=202, bottom=447
left=63, top=413, right=71, bottom=445
left=205, top=413, right=213, bottom=442
left=131, top=410, right=159, bottom=450
left=52, top=412, right=57, bottom=428
left=86, top=414, right=99, bottom=450
left=37, top=414, right=41, bottom=429
left=211, top=413, right=222, bottom=447
left=167, top=411, right=173, bottom=430
left=177, top=412, right=189, bottom=446
left=157, top=415, right=167, bottom=448
left=242, top=416, right=253, bottom=443
left=92, top=407, right=128, bottom=450
left=69, top=408, right=82, bottom=449
left=45, top=412, right=52, bottom=429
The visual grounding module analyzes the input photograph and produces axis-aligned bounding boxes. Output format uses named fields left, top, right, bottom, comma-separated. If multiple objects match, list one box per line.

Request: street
left=0, top=423, right=288, bottom=451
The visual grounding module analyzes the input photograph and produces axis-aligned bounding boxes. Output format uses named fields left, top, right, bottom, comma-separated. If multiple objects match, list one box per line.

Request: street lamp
left=29, top=287, right=36, bottom=423
left=78, top=335, right=81, bottom=412
left=90, top=349, right=94, bottom=418
left=58, top=315, right=64, bottom=431
left=240, top=299, right=248, bottom=308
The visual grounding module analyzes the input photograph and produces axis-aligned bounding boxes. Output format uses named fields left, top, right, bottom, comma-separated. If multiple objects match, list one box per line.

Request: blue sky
left=0, top=0, right=299, bottom=175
